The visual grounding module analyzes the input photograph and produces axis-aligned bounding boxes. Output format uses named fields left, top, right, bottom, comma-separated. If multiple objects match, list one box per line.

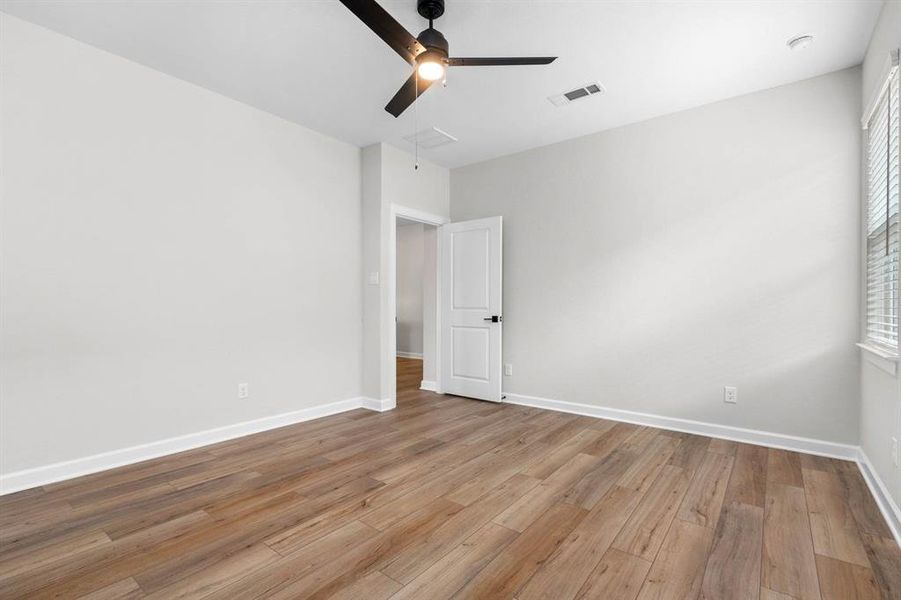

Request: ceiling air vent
left=548, top=82, right=605, bottom=107
left=403, top=127, right=458, bottom=149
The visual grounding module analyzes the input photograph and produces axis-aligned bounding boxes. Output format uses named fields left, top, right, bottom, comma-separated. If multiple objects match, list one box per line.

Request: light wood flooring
left=1, top=356, right=899, bottom=599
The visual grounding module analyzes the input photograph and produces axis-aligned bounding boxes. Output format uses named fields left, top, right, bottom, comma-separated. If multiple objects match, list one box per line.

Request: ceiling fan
left=339, top=0, right=557, bottom=117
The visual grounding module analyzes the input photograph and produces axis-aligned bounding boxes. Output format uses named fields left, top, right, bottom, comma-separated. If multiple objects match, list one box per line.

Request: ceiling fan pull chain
left=413, top=66, right=420, bottom=170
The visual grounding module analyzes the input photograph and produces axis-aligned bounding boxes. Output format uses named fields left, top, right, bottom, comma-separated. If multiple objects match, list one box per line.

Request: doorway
left=395, top=217, right=439, bottom=402
left=386, top=205, right=503, bottom=408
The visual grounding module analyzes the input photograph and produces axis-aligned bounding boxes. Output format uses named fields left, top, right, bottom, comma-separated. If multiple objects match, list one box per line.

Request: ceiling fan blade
left=339, top=0, right=426, bottom=65
left=385, top=73, right=435, bottom=117
left=447, top=57, right=557, bottom=67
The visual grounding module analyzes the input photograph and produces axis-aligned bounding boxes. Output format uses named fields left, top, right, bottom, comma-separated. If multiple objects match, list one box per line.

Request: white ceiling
left=0, top=0, right=883, bottom=168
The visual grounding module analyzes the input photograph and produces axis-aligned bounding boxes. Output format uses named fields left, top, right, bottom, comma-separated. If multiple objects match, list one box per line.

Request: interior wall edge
left=858, top=446, right=901, bottom=545
left=505, top=389, right=901, bottom=544
left=0, top=396, right=381, bottom=496
left=361, top=397, right=397, bottom=412
left=504, top=391, right=858, bottom=459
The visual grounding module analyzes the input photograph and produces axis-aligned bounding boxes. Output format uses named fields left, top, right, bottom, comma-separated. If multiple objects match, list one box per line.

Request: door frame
left=388, top=204, right=449, bottom=405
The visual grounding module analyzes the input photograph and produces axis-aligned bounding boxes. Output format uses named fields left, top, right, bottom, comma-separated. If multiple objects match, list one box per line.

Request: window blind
left=865, top=66, right=900, bottom=350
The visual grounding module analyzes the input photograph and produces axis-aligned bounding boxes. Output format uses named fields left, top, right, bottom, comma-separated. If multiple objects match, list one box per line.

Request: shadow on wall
left=453, top=70, right=861, bottom=447
left=508, top=164, right=856, bottom=442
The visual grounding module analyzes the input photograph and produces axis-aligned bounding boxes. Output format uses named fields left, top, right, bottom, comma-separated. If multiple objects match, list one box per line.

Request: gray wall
left=0, top=15, right=362, bottom=474
left=452, top=67, right=862, bottom=444
left=396, top=222, right=424, bottom=356
left=859, top=0, right=901, bottom=515
left=422, top=226, right=439, bottom=385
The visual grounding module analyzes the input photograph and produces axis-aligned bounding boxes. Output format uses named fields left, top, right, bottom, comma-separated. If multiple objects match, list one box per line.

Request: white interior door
left=440, top=216, right=503, bottom=402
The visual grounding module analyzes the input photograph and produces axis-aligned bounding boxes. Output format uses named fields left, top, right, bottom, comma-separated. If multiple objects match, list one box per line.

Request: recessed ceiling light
left=787, top=35, right=814, bottom=51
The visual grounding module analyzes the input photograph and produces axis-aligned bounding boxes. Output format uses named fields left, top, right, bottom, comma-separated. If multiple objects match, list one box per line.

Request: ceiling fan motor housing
left=417, top=0, right=444, bottom=20
left=417, top=26, right=448, bottom=61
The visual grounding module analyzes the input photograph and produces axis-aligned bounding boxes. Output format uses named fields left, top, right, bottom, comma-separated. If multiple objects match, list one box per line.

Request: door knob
left=483, top=315, right=502, bottom=323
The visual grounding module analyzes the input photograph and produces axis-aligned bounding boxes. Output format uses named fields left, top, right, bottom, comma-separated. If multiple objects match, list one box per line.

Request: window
left=864, top=62, right=900, bottom=351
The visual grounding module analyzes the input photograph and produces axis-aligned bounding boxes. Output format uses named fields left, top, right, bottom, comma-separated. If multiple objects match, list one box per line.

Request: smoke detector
left=548, top=82, right=605, bottom=107
left=403, top=127, right=458, bottom=149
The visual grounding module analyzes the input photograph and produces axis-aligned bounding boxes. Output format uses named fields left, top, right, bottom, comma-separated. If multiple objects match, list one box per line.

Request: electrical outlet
left=238, top=383, right=249, bottom=399
left=724, top=386, right=737, bottom=404
left=504, top=364, right=513, bottom=376
left=892, top=437, right=899, bottom=468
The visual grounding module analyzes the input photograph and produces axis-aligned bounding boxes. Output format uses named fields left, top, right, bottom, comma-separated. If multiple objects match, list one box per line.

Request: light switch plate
left=368, top=271, right=380, bottom=285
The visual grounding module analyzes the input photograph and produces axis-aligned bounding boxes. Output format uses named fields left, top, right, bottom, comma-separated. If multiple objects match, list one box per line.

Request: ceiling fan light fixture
left=416, top=49, right=446, bottom=81
left=417, top=62, right=444, bottom=81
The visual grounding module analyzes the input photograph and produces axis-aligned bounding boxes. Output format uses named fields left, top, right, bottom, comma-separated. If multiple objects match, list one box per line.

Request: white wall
left=862, top=0, right=901, bottom=114
left=0, top=15, right=363, bottom=475
left=361, top=143, right=449, bottom=402
left=396, top=222, right=424, bottom=356
left=382, top=144, right=450, bottom=219
left=361, top=146, right=383, bottom=401
left=859, top=0, right=901, bottom=516
left=452, top=67, right=862, bottom=445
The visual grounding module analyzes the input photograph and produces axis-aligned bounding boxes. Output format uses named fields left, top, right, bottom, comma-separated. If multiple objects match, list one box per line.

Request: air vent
left=564, top=88, right=589, bottom=101
left=403, top=127, right=458, bottom=149
left=548, top=82, right=605, bottom=107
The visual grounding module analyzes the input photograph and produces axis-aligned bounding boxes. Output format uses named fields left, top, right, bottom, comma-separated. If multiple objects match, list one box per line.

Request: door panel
left=441, top=217, right=502, bottom=401
left=451, top=327, right=490, bottom=380
left=451, top=228, right=490, bottom=309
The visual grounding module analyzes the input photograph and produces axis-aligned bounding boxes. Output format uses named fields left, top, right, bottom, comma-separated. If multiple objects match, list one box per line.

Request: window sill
left=857, top=343, right=901, bottom=360
left=857, top=343, right=900, bottom=376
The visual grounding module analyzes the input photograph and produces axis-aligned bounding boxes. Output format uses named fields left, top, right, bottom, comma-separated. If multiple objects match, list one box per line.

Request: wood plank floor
left=1, top=356, right=899, bottom=599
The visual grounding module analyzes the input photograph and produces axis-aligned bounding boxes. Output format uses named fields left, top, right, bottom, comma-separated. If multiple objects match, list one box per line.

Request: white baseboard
left=856, top=448, right=901, bottom=545
left=362, top=397, right=396, bottom=412
left=0, top=396, right=386, bottom=496
left=396, top=352, right=423, bottom=360
left=5, top=388, right=898, bottom=547
left=504, top=392, right=858, bottom=460
left=420, top=380, right=437, bottom=392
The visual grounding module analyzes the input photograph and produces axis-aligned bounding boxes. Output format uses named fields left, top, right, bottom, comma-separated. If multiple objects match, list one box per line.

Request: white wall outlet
left=504, top=363, right=513, bottom=376
left=892, top=437, right=899, bottom=468
left=724, top=386, right=737, bottom=404
left=238, top=383, right=249, bottom=399
left=368, top=271, right=380, bottom=285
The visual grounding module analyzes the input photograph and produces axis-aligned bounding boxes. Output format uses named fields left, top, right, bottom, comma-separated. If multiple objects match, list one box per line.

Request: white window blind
left=865, top=66, right=900, bottom=350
